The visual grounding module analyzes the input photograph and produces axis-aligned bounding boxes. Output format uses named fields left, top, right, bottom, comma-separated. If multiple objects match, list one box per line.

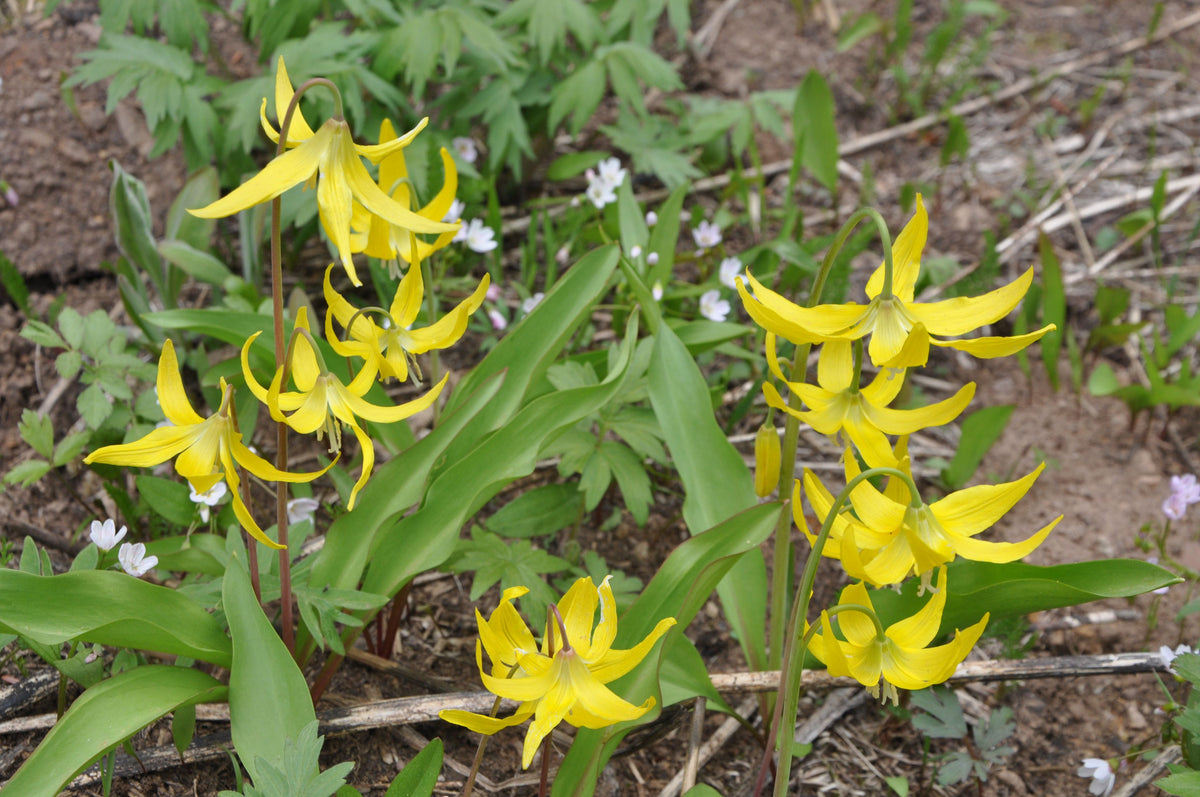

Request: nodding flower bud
left=754, top=423, right=781, bottom=498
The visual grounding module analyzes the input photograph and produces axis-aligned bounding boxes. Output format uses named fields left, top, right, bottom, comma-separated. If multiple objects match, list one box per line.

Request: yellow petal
left=156, top=339, right=204, bottom=426
left=863, top=382, right=975, bottom=435
left=885, top=568, right=946, bottom=648
left=438, top=707, right=533, bottom=735
left=932, top=324, right=1054, bottom=358
left=587, top=576, right=619, bottom=659
left=317, top=126, right=360, bottom=284
left=334, top=373, right=446, bottom=425
left=83, top=424, right=200, bottom=468
left=931, top=463, right=1043, bottom=537
left=557, top=577, right=599, bottom=654
left=834, top=582, right=878, bottom=647
left=355, top=117, right=429, bottom=163
left=816, top=340, right=853, bottom=392
left=950, top=516, right=1060, bottom=563
left=905, top=268, right=1034, bottom=336
left=808, top=611, right=853, bottom=678
left=865, top=195, right=927, bottom=302
left=389, top=262, right=425, bottom=328
left=402, top=274, right=491, bottom=353
left=738, top=273, right=865, bottom=343
left=272, top=56, right=315, bottom=143
left=189, top=126, right=330, bottom=219
left=586, top=617, right=675, bottom=684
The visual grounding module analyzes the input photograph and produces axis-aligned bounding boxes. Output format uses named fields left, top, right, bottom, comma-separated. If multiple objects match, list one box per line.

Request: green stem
left=270, top=75, right=345, bottom=657
left=766, top=465, right=917, bottom=797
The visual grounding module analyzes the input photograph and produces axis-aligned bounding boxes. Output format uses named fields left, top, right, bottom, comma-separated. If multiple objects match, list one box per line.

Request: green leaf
left=385, top=739, right=443, bottom=797
left=108, top=161, right=164, bottom=292
left=1, top=666, right=225, bottom=795
left=78, top=382, right=114, bottom=429
left=21, top=319, right=67, bottom=349
left=793, top=70, right=839, bottom=192
left=1038, top=232, right=1065, bottom=389
left=547, top=151, right=608, bottom=182
left=909, top=685, right=966, bottom=738
left=173, top=703, right=197, bottom=755
left=18, top=407, right=54, bottom=459
left=58, top=306, right=85, bottom=350
left=599, top=440, right=652, bottom=526
left=159, top=239, right=234, bottom=286
left=53, top=429, right=93, bottom=467
left=56, top=349, right=83, bottom=380
left=4, top=459, right=52, bottom=487
left=0, top=249, right=32, bottom=316
left=683, top=786, right=723, bottom=797
left=836, top=12, right=885, bottom=51
left=0, top=569, right=233, bottom=666
left=362, top=316, right=639, bottom=601
left=940, top=405, right=1014, bottom=489
left=549, top=59, right=607, bottom=134
left=225, top=553, right=317, bottom=785
left=136, top=474, right=197, bottom=526
left=869, top=559, right=1179, bottom=635
left=647, top=322, right=765, bottom=669
left=486, top=483, right=583, bottom=539
left=1157, top=770, right=1200, bottom=797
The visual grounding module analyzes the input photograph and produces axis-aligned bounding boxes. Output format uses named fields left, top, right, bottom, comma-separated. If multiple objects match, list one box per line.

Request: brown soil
left=3, top=1, right=1200, bottom=796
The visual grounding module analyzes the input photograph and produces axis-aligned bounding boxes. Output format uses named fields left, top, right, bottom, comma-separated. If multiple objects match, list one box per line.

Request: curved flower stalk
left=763, top=337, right=974, bottom=468
left=84, top=340, right=331, bottom=549
left=440, top=577, right=676, bottom=769
left=807, top=567, right=988, bottom=704
left=736, top=195, right=1054, bottom=368
left=189, top=57, right=458, bottom=287
left=241, top=308, right=446, bottom=509
left=349, top=120, right=461, bottom=274
left=323, top=265, right=489, bottom=384
left=798, top=448, right=1061, bottom=587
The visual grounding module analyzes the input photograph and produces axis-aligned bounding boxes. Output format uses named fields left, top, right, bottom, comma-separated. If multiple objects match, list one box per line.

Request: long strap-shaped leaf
left=1, top=665, right=225, bottom=796
left=0, top=569, right=231, bottom=667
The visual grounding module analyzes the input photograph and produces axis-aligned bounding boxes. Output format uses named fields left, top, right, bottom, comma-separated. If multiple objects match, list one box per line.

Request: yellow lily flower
left=439, top=577, right=676, bottom=768
left=808, top=567, right=988, bottom=704
left=763, top=336, right=974, bottom=468
left=189, top=57, right=458, bottom=287
left=737, top=195, right=1054, bottom=368
left=323, top=265, right=489, bottom=383
left=83, top=340, right=330, bottom=549
left=797, top=448, right=1061, bottom=587
left=240, top=308, right=446, bottom=509
left=349, top=120, right=461, bottom=271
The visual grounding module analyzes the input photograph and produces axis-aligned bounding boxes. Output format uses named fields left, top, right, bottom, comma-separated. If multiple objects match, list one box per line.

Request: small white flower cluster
left=1163, top=473, right=1200, bottom=521
left=1077, top=758, right=1115, bottom=797
left=90, top=519, right=157, bottom=578
left=445, top=198, right=498, bottom=254
left=584, top=157, right=626, bottom=209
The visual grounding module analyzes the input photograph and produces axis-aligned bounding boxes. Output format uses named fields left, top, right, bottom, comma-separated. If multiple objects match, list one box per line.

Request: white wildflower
left=452, top=137, right=478, bottom=164
left=89, top=519, right=127, bottom=552
left=692, top=220, right=722, bottom=251
left=719, top=256, right=742, bottom=289
left=699, top=290, right=730, bottom=322
left=287, top=497, right=320, bottom=526
left=462, top=219, right=498, bottom=253
left=1077, top=758, right=1115, bottom=797
left=118, top=542, right=158, bottom=578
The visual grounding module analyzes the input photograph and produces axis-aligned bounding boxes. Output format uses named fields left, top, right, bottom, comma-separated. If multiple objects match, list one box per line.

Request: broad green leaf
left=683, top=786, right=723, bottom=797
left=547, top=150, right=608, bottom=181
left=225, top=554, right=316, bottom=785
left=869, top=559, right=1179, bottom=636
left=362, top=316, right=639, bottom=601
left=0, top=249, right=31, bottom=317
left=443, top=245, right=619, bottom=447
left=385, top=739, right=443, bottom=797
left=647, top=323, right=765, bottom=669
left=135, top=474, right=196, bottom=526
left=554, top=502, right=780, bottom=796
left=307, top=371, right=505, bottom=593
left=1, top=666, right=225, bottom=796
left=793, top=71, right=838, bottom=192
left=158, top=239, right=234, bottom=286
left=485, top=483, right=583, bottom=539
left=0, top=569, right=232, bottom=666
left=1158, top=770, right=1200, bottom=797
left=108, top=161, right=164, bottom=297
left=646, top=185, right=687, bottom=287
left=940, top=405, right=1014, bottom=490
left=658, top=633, right=732, bottom=714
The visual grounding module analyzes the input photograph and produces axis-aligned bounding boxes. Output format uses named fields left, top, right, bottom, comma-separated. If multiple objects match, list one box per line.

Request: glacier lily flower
left=84, top=340, right=329, bottom=549
left=440, top=577, right=676, bottom=768
left=798, top=446, right=1060, bottom=586
left=737, top=195, right=1054, bottom=368
left=808, top=568, right=988, bottom=704
left=189, top=57, right=457, bottom=287
left=324, top=265, right=488, bottom=384
left=764, top=336, right=974, bottom=468
left=349, top=119, right=460, bottom=274
left=241, top=308, right=446, bottom=509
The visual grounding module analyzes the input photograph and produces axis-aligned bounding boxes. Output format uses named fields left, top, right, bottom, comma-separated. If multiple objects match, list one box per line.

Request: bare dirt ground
left=3, top=1, right=1200, bottom=795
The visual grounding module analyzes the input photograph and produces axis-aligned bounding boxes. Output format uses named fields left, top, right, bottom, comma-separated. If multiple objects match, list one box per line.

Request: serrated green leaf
left=910, top=685, right=966, bottom=738
left=18, top=408, right=54, bottom=459
left=58, top=306, right=85, bottom=350
left=78, top=383, right=114, bottom=429
left=53, top=430, right=92, bottom=467
left=21, top=319, right=67, bottom=349
left=55, top=349, right=84, bottom=381
left=600, top=440, right=651, bottom=525
left=4, top=459, right=52, bottom=487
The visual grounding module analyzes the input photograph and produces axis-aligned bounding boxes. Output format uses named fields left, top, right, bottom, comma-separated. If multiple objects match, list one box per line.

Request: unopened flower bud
left=754, top=424, right=781, bottom=498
